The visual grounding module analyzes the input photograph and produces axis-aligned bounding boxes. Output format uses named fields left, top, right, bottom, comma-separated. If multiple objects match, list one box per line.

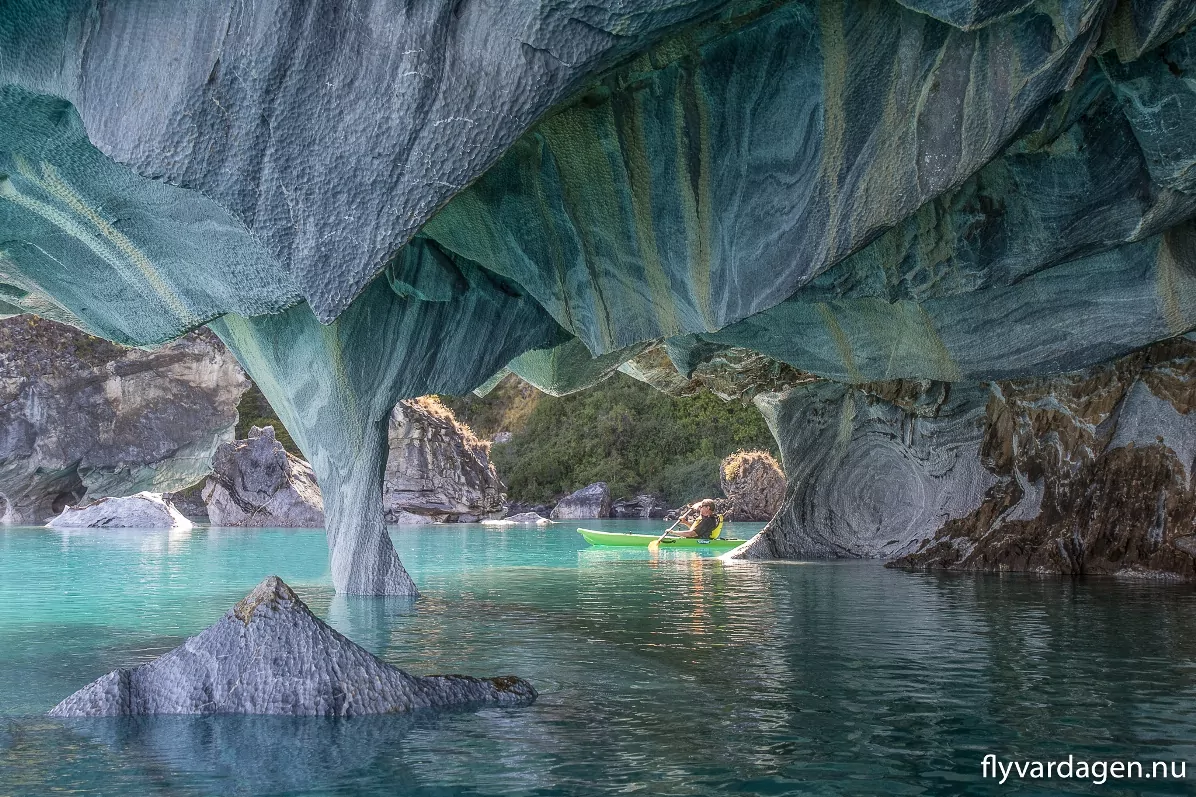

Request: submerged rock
left=550, top=483, right=611, bottom=520
left=719, top=452, right=785, bottom=522
left=47, top=492, right=192, bottom=530
left=0, top=318, right=248, bottom=525
left=383, top=397, right=505, bottom=523
left=202, top=426, right=324, bottom=528
left=49, top=576, right=536, bottom=717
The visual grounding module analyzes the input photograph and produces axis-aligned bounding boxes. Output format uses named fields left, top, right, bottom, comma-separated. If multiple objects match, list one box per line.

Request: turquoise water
left=1, top=520, right=1195, bottom=796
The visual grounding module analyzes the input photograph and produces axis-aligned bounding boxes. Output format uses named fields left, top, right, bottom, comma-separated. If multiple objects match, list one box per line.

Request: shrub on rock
left=719, top=451, right=785, bottom=521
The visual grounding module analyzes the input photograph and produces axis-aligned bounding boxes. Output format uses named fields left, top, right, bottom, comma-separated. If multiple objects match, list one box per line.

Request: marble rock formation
left=550, top=483, right=612, bottom=520
left=47, top=491, right=193, bottom=530
left=202, top=426, right=324, bottom=528
left=383, top=397, right=505, bottom=523
left=6, top=2, right=1196, bottom=590
left=729, top=379, right=995, bottom=560
left=0, top=317, right=247, bottom=524
left=893, top=339, right=1196, bottom=580
left=719, top=451, right=785, bottom=522
left=49, top=576, right=537, bottom=717
left=731, top=339, right=1196, bottom=580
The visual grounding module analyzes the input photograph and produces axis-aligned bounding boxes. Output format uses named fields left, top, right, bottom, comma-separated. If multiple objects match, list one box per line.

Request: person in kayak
left=672, top=499, right=722, bottom=540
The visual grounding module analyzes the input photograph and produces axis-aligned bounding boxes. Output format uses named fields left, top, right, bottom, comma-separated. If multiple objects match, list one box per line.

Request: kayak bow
left=577, top=528, right=752, bottom=551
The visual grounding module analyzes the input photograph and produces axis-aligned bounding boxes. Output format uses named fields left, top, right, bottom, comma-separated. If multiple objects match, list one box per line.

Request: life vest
left=711, top=516, right=723, bottom=540
left=693, top=514, right=724, bottom=540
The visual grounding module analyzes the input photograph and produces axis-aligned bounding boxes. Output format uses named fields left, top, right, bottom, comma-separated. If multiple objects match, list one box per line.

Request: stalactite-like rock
left=6, top=1, right=1196, bottom=588
left=209, top=248, right=565, bottom=595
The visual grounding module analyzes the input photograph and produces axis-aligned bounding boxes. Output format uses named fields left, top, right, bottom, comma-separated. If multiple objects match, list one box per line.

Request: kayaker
left=672, top=499, right=721, bottom=540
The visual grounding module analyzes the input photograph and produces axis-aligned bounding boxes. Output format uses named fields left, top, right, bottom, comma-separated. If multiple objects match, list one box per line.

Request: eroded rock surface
left=894, top=339, right=1196, bottom=580
left=733, top=340, right=1196, bottom=580
left=6, top=2, right=1196, bottom=591
left=49, top=576, right=537, bottom=717
left=731, top=380, right=995, bottom=560
left=384, top=398, right=505, bottom=523
left=550, top=483, right=612, bottom=520
left=0, top=318, right=248, bottom=524
left=47, top=492, right=192, bottom=530
left=202, top=426, right=324, bottom=528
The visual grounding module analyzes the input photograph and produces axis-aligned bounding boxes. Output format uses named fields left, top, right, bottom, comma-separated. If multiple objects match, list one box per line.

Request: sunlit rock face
left=49, top=576, right=536, bottom=717
left=384, top=398, right=505, bottom=523
left=719, top=451, right=785, bottom=522
left=5, top=1, right=1196, bottom=588
left=0, top=317, right=247, bottom=524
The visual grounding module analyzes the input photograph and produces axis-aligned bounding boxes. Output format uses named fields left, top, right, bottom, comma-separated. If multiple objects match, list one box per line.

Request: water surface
left=1, top=520, right=1194, bottom=795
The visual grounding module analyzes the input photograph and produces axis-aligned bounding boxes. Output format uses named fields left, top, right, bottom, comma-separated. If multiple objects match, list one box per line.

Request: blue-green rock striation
left=4, top=0, right=1196, bottom=589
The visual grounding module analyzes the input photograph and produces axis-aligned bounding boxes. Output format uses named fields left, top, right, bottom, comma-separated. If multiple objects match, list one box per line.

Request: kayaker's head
left=696, top=499, right=716, bottom=517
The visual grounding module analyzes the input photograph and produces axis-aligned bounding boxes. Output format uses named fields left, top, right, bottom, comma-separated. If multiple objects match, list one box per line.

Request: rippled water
left=1, top=520, right=1195, bottom=796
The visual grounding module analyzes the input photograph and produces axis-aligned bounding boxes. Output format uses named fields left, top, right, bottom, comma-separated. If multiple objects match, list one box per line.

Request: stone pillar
left=208, top=244, right=566, bottom=596
left=317, top=415, right=417, bottom=596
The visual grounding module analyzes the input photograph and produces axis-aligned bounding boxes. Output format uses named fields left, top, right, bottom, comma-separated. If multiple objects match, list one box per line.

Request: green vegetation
left=445, top=372, right=777, bottom=506
left=439, top=374, right=541, bottom=438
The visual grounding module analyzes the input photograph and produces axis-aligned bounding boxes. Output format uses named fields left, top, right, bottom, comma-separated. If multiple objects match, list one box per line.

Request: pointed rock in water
left=49, top=576, right=536, bottom=718
left=47, top=492, right=193, bottom=530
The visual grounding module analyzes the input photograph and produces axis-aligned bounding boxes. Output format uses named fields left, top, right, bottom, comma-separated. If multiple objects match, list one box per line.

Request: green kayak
left=577, top=528, right=752, bottom=551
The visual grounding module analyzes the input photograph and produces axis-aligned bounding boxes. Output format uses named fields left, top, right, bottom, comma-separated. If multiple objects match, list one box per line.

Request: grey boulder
left=550, top=482, right=611, bottom=520
left=49, top=576, right=536, bottom=717
left=47, top=491, right=192, bottom=530
left=201, top=426, right=324, bottom=528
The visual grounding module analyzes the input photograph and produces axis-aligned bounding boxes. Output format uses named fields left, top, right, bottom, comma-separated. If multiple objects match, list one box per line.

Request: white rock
left=47, top=491, right=193, bottom=530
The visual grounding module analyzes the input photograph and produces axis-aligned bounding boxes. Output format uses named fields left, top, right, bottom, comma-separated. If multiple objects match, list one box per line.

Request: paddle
left=648, top=505, right=693, bottom=552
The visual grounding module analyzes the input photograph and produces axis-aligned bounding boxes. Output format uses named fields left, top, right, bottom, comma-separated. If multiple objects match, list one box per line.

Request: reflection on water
left=1, top=521, right=1195, bottom=795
